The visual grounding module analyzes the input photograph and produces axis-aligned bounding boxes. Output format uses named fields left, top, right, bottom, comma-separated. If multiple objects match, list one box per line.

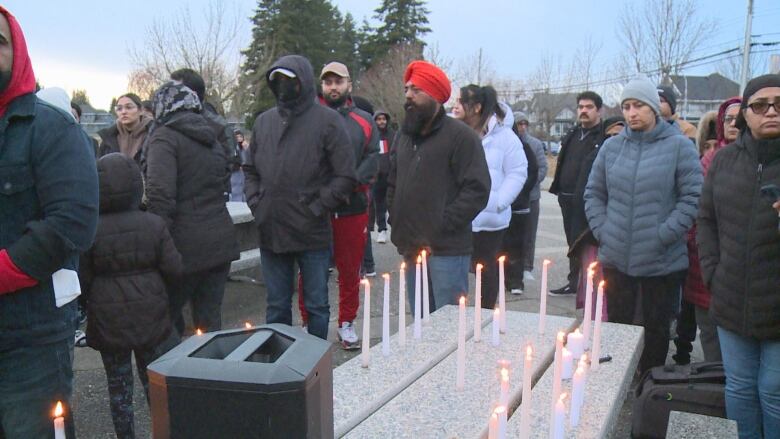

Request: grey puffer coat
left=584, top=118, right=703, bottom=276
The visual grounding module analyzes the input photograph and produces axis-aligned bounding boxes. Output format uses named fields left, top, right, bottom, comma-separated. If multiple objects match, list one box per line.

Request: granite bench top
left=506, top=320, right=643, bottom=438
left=333, top=305, right=495, bottom=438
left=343, top=310, right=576, bottom=438
left=666, top=411, right=737, bottom=438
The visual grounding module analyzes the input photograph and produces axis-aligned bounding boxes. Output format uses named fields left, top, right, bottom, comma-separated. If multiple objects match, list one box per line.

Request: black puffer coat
left=145, top=111, right=239, bottom=273
left=698, top=131, right=780, bottom=339
left=80, top=153, right=182, bottom=351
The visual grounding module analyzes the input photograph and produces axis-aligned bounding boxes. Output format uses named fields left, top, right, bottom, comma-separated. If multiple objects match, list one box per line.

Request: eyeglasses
left=747, top=100, right=780, bottom=115
left=115, top=104, right=137, bottom=113
left=724, top=115, right=738, bottom=124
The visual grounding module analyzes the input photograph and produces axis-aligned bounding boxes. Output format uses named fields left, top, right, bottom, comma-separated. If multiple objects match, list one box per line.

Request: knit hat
left=736, top=74, right=780, bottom=131
left=621, top=76, right=661, bottom=116
left=404, top=60, right=451, bottom=104
left=152, top=81, right=202, bottom=122
left=513, top=111, right=529, bottom=123
left=656, top=85, right=677, bottom=114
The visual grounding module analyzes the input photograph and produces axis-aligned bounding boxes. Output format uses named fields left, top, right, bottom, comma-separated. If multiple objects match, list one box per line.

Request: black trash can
left=148, top=324, right=333, bottom=439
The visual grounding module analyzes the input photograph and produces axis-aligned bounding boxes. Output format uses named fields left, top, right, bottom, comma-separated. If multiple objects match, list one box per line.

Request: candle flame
left=526, top=345, right=533, bottom=357
left=494, top=307, right=500, bottom=316
left=589, top=261, right=598, bottom=270
left=500, top=368, right=509, bottom=381
left=416, top=255, right=422, bottom=264
left=588, top=269, right=595, bottom=277
left=581, top=353, right=588, bottom=363
left=400, top=262, right=406, bottom=269
left=498, top=255, right=506, bottom=262
left=459, top=296, right=466, bottom=305
left=383, top=273, right=390, bottom=280
left=245, top=322, right=252, bottom=329
left=362, top=279, right=369, bottom=286
left=421, top=249, right=427, bottom=257
left=557, top=331, right=565, bottom=342
left=599, top=280, right=606, bottom=289
left=476, top=263, right=483, bottom=271
left=195, top=328, right=203, bottom=336
left=559, top=392, right=568, bottom=402
left=54, top=401, right=64, bottom=417
left=543, top=259, right=551, bottom=266
left=574, top=328, right=581, bottom=335
left=494, top=405, right=507, bottom=415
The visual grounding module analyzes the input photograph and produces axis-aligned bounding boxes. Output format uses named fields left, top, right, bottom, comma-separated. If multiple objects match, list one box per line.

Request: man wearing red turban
left=0, top=7, right=99, bottom=437
left=388, top=60, right=490, bottom=312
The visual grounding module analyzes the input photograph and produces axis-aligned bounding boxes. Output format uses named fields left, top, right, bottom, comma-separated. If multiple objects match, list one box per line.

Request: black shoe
left=548, top=285, right=575, bottom=296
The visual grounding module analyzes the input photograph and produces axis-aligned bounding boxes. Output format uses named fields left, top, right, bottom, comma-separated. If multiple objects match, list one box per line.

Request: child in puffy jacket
left=79, top=153, right=182, bottom=439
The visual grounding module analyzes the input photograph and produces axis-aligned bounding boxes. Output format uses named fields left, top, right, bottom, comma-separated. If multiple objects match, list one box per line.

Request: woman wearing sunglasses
left=698, top=74, right=780, bottom=439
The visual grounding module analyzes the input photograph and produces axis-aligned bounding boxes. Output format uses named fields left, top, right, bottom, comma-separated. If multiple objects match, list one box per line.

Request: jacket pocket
left=0, top=166, right=34, bottom=196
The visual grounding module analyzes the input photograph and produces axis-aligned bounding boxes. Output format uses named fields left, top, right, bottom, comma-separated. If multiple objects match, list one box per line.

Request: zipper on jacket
left=742, top=162, right=763, bottom=335
left=625, top=139, right=642, bottom=272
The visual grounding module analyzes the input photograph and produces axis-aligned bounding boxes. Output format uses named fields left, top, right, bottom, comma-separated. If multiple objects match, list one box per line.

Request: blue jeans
left=0, top=338, right=76, bottom=439
left=261, top=249, right=330, bottom=340
left=404, top=254, right=470, bottom=314
left=718, top=326, right=780, bottom=439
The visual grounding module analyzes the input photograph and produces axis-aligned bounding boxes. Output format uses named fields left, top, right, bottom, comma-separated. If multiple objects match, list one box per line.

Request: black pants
left=368, top=172, right=388, bottom=232
left=674, top=298, right=697, bottom=364
left=603, top=267, right=686, bottom=373
left=501, top=212, right=528, bottom=290
left=169, top=263, right=231, bottom=335
left=472, top=230, right=507, bottom=309
left=100, top=348, right=157, bottom=439
left=557, top=194, right=579, bottom=288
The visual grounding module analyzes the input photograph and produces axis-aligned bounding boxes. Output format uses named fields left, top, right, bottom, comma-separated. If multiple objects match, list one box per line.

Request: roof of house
left=669, top=73, right=739, bottom=102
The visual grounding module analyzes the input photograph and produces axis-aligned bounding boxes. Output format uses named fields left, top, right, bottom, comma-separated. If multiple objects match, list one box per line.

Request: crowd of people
left=0, top=4, right=778, bottom=438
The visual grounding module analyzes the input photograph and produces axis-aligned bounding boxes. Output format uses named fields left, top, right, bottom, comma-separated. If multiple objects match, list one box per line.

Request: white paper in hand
left=52, top=269, right=81, bottom=308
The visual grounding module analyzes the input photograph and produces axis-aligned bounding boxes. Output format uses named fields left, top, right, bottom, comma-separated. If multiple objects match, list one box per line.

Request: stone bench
left=506, top=320, right=643, bottom=438
left=666, top=411, right=737, bottom=438
left=342, top=310, right=576, bottom=438
left=333, top=305, right=494, bottom=437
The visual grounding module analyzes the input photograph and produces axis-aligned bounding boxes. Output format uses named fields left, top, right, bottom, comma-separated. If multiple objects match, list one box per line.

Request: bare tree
left=717, top=52, right=768, bottom=83
left=525, top=53, right=574, bottom=140
left=355, top=42, right=423, bottom=123
left=618, top=0, right=712, bottom=82
left=424, top=42, right=453, bottom=75
left=128, top=0, right=245, bottom=113
left=453, top=48, right=497, bottom=87
left=569, top=37, right=603, bottom=90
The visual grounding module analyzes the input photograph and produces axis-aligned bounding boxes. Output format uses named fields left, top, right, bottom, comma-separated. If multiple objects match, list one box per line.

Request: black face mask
left=0, top=69, right=11, bottom=94
left=273, top=78, right=301, bottom=103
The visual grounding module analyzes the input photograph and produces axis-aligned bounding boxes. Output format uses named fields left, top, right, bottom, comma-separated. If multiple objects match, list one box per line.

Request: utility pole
left=477, top=48, right=483, bottom=85
left=740, top=0, right=754, bottom=94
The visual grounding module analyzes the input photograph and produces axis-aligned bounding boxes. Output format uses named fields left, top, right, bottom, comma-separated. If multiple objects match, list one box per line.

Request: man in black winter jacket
left=244, top=55, right=356, bottom=341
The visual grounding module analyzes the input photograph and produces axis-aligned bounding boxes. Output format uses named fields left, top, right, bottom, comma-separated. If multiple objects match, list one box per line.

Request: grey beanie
left=513, top=111, right=529, bottom=123
left=621, top=76, right=661, bottom=116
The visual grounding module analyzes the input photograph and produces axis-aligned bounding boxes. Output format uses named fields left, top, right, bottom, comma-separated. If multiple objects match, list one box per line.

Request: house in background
left=77, top=102, right=115, bottom=138
left=668, top=73, right=739, bottom=123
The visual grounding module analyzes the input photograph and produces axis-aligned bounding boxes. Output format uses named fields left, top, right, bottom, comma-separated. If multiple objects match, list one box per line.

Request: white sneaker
left=338, top=321, right=360, bottom=350
left=377, top=230, right=387, bottom=243
left=523, top=270, right=535, bottom=281
left=510, top=288, right=524, bottom=295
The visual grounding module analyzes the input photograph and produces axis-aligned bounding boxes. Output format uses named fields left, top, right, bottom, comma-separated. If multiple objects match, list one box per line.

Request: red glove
left=0, top=249, right=38, bottom=295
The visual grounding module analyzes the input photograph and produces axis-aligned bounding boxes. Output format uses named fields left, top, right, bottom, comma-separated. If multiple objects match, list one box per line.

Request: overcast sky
left=4, top=0, right=778, bottom=110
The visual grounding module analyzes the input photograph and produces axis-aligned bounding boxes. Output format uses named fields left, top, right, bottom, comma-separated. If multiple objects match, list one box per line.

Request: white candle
left=457, top=296, right=466, bottom=391
left=414, top=256, right=422, bottom=340
left=583, top=262, right=597, bottom=350
left=421, top=250, right=430, bottom=324
left=492, top=307, right=500, bottom=347
left=498, top=255, right=506, bottom=333
left=567, top=328, right=584, bottom=359
left=499, top=366, right=510, bottom=407
left=591, top=281, right=605, bottom=371
left=399, top=263, right=406, bottom=348
left=382, top=274, right=391, bottom=357
left=519, top=344, right=533, bottom=439
left=54, top=401, right=65, bottom=439
left=488, top=411, right=498, bottom=439
left=561, top=347, right=574, bottom=380
left=539, top=259, right=551, bottom=334
left=474, top=263, right=483, bottom=342
left=496, top=405, right=508, bottom=439
left=550, top=331, right=564, bottom=432
left=552, top=393, right=566, bottom=439
left=570, top=364, right=586, bottom=427
left=361, top=279, right=371, bottom=368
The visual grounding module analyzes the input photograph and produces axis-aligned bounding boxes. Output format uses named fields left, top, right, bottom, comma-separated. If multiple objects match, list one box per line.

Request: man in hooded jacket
left=0, top=7, right=99, bottom=437
left=244, top=55, right=356, bottom=340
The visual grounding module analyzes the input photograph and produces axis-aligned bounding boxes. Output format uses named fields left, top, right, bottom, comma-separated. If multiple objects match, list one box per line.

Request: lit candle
left=519, top=344, right=533, bottom=439
left=421, top=250, right=430, bottom=325
left=499, top=366, right=510, bottom=407
left=488, top=411, right=498, bottom=439
left=570, top=364, right=586, bottom=427
left=492, top=307, right=500, bottom=347
left=457, top=296, right=466, bottom=391
left=474, top=263, right=483, bottom=342
left=496, top=405, right=508, bottom=439
left=591, top=281, right=605, bottom=371
left=498, top=255, right=507, bottom=333
left=53, top=401, right=65, bottom=439
left=552, top=393, right=566, bottom=439
left=414, top=256, right=422, bottom=340
left=382, top=274, right=391, bottom=357
left=567, top=328, right=584, bottom=359
left=561, top=347, right=574, bottom=380
left=245, top=321, right=252, bottom=329
left=399, top=263, right=406, bottom=347
left=583, top=262, right=597, bottom=350
left=539, top=259, right=551, bottom=334
left=550, top=331, right=564, bottom=432
left=195, top=328, right=203, bottom=336
left=361, top=279, right=371, bottom=368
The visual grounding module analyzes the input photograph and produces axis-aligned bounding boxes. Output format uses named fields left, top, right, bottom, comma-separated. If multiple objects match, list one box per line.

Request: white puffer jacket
left=472, top=105, right=527, bottom=232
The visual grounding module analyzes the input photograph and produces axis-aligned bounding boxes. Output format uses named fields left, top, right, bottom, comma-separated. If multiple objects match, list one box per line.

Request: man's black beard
left=0, top=70, right=11, bottom=94
left=402, top=100, right=438, bottom=136
left=324, top=93, right=347, bottom=109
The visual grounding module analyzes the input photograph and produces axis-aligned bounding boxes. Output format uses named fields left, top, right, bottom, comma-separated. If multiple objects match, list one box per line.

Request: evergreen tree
left=363, top=0, right=430, bottom=67
left=71, top=89, right=91, bottom=106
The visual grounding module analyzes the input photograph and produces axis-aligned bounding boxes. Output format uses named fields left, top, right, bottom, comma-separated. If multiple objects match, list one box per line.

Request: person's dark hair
left=352, top=95, right=374, bottom=114
left=141, top=100, right=153, bottom=113
left=577, top=91, right=603, bottom=110
left=70, top=102, right=82, bottom=118
left=460, top=84, right=504, bottom=130
left=170, top=68, right=206, bottom=102
left=118, top=93, right=142, bottom=109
